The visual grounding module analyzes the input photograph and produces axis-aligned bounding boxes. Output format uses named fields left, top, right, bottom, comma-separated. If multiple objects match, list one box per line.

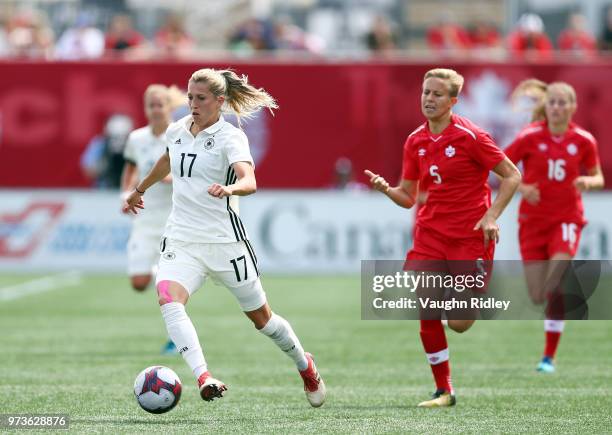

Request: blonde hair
left=532, top=81, right=577, bottom=122
left=144, top=84, right=170, bottom=104
left=424, top=68, right=465, bottom=97
left=189, top=68, right=278, bottom=126
left=511, top=78, right=547, bottom=122
left=166, top=85, right=187, bottom=112
left=546, top=82, right=577, bottom=104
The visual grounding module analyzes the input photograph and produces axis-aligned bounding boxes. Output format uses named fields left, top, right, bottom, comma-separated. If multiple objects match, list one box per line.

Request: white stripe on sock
left=426, top=348, right=449, bottom=365
left=544, top=319, right=565, bottom=332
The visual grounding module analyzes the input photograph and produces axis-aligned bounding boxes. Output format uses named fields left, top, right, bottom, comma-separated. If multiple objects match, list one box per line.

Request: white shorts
left=127, top=229, right=162, bottom=276
left=155, top=237, right=266, bottom=312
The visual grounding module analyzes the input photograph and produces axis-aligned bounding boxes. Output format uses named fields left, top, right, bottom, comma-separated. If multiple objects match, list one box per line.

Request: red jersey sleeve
left=401, top=136, right=419, bottom=180
left=581, top=135, right=600, bottom=171
left=503, top=136, right=526, bottom=164
left=470, top=131, right=505, bottom=170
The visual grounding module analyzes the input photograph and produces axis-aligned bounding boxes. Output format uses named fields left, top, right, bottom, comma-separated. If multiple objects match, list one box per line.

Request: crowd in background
left=2, top=4, right=612, bottom=60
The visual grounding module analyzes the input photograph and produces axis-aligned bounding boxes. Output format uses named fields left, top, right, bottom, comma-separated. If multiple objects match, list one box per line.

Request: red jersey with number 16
left=504, top=121, right=599, bottom=224
left=402, top=114, right=506, bottom=240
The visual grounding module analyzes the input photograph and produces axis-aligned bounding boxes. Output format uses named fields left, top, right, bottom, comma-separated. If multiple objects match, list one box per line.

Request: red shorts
left=407, top=225, right=495, bottom=261
left=519, top=219, right=583, bottom=260
left=405, top=225, right=494, bottom=292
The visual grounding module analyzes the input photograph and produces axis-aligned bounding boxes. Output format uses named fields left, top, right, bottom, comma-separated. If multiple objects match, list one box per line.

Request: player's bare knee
left=449, top=324, right=469, bottom=333
left=448, top=320, right=474, bottom=333
left=246, top=304, right=272, bottom=329
left=530, top=291, right=546, bottom=305
left=131, top=276, right=151, bottom=292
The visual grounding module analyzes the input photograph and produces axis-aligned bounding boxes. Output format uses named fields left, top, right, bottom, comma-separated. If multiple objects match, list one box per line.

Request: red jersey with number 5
left=402, top=114, right=506, bottom=239
left=504, top=121, right=599, bottom=224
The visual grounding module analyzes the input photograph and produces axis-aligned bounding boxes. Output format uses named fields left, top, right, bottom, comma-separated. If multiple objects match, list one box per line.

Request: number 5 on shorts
left=230, top=255, right=248, bottom=282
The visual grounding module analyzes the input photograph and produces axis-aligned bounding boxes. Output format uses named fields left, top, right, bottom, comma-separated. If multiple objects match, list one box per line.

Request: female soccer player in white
left=124, top=68, right=326, bottom=407
left=121, top=84, right=176, bottom=353
left=121, top=85, right=173, bottom=292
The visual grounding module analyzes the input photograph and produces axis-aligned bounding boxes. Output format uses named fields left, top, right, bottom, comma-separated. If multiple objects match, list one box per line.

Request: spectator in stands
left=154, top=12, right=194, bottom=59
left=468, top=20, right=501, bottom=49
left=331, top=157, right=368, bottom=191
left=508, top=13, right=553, bottom=60
left=426, top=12, right=471, bottom=54
left=81, top=113, right=134, bottom=189
left=228, top=18, right=276, bottom=53
left=558, top=13, right=596, bottom=58
left=0, top=15, right=10, bottom=57
left=105, top=14, right=144, bottom=57
left=365, top=15, right=398, bottom=53
left=274, top=16, right=325, bottom=54
left=55, top=12, right=104, bottom=60
left=6, top=9, right=54, bottom=59
left=599, top=6, right=612, bottom=52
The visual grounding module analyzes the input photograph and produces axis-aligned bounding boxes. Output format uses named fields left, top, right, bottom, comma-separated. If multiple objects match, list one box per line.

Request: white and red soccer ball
left=134, top=366, right=182, bottom=414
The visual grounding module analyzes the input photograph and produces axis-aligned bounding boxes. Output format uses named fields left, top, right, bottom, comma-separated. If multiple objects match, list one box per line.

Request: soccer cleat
left=417, top=389, right=456, bottom=408
left=537, top=356, right=556, bottom=373
left=197, top=371, right=227, bottom=401
left=161, top=339, right=178, bottom=355
left=299, top=352, right=326, bottom=407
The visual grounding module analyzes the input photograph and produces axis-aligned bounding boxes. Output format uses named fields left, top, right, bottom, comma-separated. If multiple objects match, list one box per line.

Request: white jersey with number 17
left=163, top=115, right=253, bottom=243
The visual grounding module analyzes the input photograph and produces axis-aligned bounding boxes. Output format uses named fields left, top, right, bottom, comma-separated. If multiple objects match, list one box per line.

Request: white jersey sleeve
left=226, top=129, right=254, bottom=167
left=123, top=131, right=137, bottom=164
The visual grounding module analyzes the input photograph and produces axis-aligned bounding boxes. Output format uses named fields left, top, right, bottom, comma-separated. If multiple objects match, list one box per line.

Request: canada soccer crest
left=445, top=145, right=456, bottom=157
left=567, top=143, right=577, bottom=155
left=538, top=143, right=548, bottom=152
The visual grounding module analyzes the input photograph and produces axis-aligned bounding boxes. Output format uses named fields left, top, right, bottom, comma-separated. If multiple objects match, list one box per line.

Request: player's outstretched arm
left=474, top=157, right=521, bottom=245
left=137, top=151, right=171, bottom=193
left=208, top=161, right=256, bottom=199
left=123, top=152, right=171, bottom=214
left=364, top=169, right=417, bottom=209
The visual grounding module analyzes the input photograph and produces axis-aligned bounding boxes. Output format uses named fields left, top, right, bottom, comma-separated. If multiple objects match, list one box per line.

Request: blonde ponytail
left=511, top=78, right=548, bottom=122
left=189, top=68, right=278, bottom=127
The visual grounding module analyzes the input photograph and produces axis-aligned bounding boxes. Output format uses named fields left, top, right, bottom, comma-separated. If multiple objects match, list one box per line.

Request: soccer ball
left=134, top=366, right=182, bottom=414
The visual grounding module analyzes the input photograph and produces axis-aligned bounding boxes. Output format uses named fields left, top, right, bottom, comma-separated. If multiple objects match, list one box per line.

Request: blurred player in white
left=124, top=68, right=326, bottom=407
left=121, top=84, right=175, bottom=353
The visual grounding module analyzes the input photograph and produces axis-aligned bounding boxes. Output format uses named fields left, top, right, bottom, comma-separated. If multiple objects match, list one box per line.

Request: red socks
left=420, top=320, right=453, bottom=393
left=544, top=289, right=565, bottom=360
left=543, top=319, right=564, bottom=359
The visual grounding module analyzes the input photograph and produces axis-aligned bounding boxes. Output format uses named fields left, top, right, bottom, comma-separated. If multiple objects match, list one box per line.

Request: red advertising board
left=0, top=60, right=611, bottom=188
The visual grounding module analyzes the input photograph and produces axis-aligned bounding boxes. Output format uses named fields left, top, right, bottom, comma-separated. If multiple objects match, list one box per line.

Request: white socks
left=161, top=304, right=308, bottom=375
left=160, top=302, right=207, bottom=378
left=259, top=313, right=308, bottom=371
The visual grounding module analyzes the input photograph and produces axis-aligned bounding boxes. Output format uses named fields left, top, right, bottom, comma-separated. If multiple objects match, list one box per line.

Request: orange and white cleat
left=197, top=371, right=227, bottom=402
left=299, top=352, right=326, bottom=407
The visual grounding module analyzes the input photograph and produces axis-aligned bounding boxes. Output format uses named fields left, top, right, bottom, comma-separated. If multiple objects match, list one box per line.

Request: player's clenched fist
left=208, top=183, right=233, bottom=198
left=364, top=169, right=390, bottom=193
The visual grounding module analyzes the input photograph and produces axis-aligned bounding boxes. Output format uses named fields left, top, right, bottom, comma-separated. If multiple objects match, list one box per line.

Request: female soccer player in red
left=365, top=68, right=521, bottom=407
left=504, top=82, right=604, bottom=373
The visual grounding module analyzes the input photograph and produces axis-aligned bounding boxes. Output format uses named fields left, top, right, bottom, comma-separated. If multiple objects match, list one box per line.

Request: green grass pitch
left=1, top=274, right=611, bottom=434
